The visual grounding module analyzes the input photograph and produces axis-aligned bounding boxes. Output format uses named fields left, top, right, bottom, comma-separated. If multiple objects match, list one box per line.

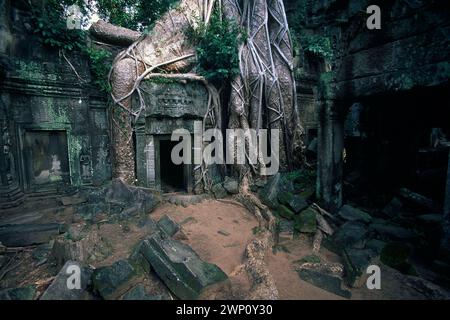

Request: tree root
left=243, top=230, right=279, bottom=300
left=232, top=174, right=279, bottom=300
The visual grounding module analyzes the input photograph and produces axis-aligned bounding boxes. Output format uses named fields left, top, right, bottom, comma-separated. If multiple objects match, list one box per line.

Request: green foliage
left=84, top=47, right=112, bottom=93
left=188, top=10, right=246, bottom=84
left=95, top=0, right=180, bottom=32
left=302, top=34, right=333, bottom=60
left=30, top=0, right=85, bottom=51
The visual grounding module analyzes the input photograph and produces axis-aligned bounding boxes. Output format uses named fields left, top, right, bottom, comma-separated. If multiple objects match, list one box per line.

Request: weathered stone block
left=294, top=207, right=317, bottom=233
left=0, top=223, right=65, bottom=247
left=277, top=205, right=295, bottom=220
left=158, top=215, right=180, bottom=237
left=40, top=261, right=94, bottom=300
left=342, top=248, right=377, bottom=288
left=211, top=183, right=227, bottom=199
left=0, top=286, right=36, bottom=300
left=338, top=205, right=372, bottom=224
left=140, top=234, right=228, bottom=300
left=92, top=260, right=136, bottom=300
left=223, top=177, right=239, bottom=194
left=298, top=269, right=351, bottom=299
left=259, top=174, right=282, bottom=209
left=60, top=195, right=87, bottom=206
left=370, top=223, right=416, bottom=241
left=278, top=192, right=308, bottom=214
left=333, top=221, right=369, bottom=251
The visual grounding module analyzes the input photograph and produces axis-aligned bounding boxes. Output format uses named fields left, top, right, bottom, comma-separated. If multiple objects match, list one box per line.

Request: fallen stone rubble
left=0, top=210, right=228, bottom=300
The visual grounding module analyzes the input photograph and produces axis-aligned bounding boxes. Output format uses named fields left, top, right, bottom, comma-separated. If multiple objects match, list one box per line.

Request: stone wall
left=0, top=0, right=111, bottom=207
left=286, top=0, right=450, bottom=210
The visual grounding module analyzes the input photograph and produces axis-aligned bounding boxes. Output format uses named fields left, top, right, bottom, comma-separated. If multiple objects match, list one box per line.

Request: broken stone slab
left=399, top=274, right=450, bottom=300
left=333, top=221, right=369, bottom=252
left=342, top=248, right=378, bottom=288
left=382, top=197, right=403, bottom=217
left=294, top=207, right=317, bottom=233
left=92, top=259, right=137, bottom=300
left=417, top=214, right=443, bottom=224
left=105, top=179, right=135, bottom=205
left=211, top=183, right=228, bottom=199
left=259, top=173, right=294, bottom=209
left=40, top=261, right=94, bottom=300
left=370, top=223, right=417, bottom=241
left=129, top=241, right=152, bottom=275
left=138, top=217, right=159, bottom=235
left=338, top=205, right=372, bottom=224
left=223, top=177, right=239, bottom=194
left=0, top=285, right=36, bottom=300
left=298, top=269, right=351, bottom=299
left=121, top=284, right=170, bottom=300
left=398, top=188, right=439, bottom=211
left=60, top=195, right=87, bottom=206
left=296, top=254, right=321, bottom=265
left=50, top=230, right=112, bottom=269
left=140, top=233, right=228, bottom=300
left=0, top=223, right=66, bottom=247
left=105, top=179, right=160, bottom=213
left=157, top=215, right=180, bottom=237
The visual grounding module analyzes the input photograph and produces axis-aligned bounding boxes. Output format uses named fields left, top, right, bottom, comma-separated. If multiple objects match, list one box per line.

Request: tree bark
left=90, top=19, right=141, bottom=46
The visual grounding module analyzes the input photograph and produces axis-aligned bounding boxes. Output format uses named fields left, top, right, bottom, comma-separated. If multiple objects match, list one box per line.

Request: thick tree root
left=232, top=174, right=279, bottom=299
left=243, top=230, right=279, bottom=300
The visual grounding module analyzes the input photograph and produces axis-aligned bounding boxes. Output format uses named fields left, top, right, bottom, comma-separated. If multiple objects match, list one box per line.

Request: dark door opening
left=159, top=139, right=185, bottom=192
left=343, top=84, right=450, bottom=207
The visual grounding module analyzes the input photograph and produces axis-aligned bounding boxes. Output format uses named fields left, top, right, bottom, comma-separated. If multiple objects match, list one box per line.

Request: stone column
left=316, top=99, right=344, bottom=212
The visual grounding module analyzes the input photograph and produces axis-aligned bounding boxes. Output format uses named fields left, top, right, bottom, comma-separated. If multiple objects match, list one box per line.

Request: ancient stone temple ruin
left=0, top=0, right=450, bottom=302
left=0, top=1, right=111, bottom=209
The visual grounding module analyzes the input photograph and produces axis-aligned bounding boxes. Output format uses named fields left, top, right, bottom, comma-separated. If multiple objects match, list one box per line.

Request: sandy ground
left=151, top=199, right=259, bottom=298
left=2, top=197, right=446, bottom=300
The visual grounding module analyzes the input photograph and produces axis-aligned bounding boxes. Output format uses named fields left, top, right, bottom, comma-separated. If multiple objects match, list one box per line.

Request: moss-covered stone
left=278, top=205, right=295, bottom=220
left=92, top=260, right=136, bottom=300
left=296, top=254, right=321, bottom=264
left=294, top=207, right=317, bottom=233
left=0, top=285, right=36, bottom=300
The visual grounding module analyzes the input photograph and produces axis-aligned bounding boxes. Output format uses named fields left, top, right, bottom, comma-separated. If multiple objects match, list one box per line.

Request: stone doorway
left=155, top=135, right=192, bottom=193
left=159, top=139, right=185, bottom=192
left=23, top=130, right=70, bottom=191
